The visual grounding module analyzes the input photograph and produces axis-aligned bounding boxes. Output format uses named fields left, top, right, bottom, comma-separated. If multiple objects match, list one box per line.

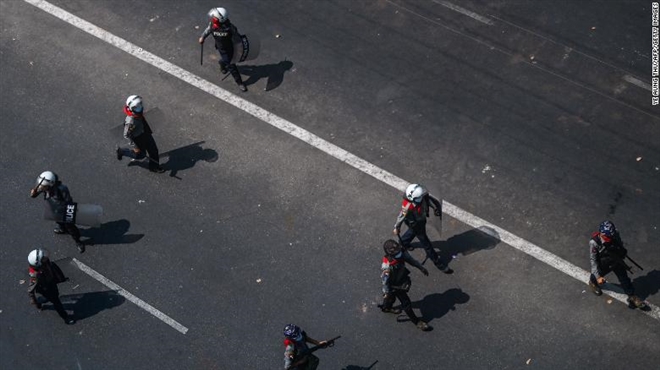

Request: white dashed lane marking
left=25, top=0, right=660, bottom=322
left=432, top=0, right=494, bottom=25
left=73, top=259, right=189, bottom=334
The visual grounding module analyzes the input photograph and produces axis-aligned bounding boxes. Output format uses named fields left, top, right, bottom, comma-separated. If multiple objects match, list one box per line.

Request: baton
left=200, top=41, right=204, bottom=65
left=626, top=256, right=644, bottom=271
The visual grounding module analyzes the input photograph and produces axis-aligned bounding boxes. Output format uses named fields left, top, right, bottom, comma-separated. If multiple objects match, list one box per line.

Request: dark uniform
left=380, top=239, right=431, bottom=331
left=118, top=105, right=164, bottom=173
left=28, top=256, right=74, bottom=324
left=394, top=192, right=452, bottom=273
left=588, top=221, right=645, bottom=309
left=283, top=324, right=326, bottom=370
left=199, top=14, right=247, bottom=91
left=31, top=181, right=84, bottom=253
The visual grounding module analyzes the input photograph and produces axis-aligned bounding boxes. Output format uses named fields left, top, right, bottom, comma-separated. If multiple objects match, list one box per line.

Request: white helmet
left=28, top=248, right=49, bottom=267
left=125, top=95, right=143, bottom=113
left=405, top=183, right=427, bottom=204
left=36, top=171, right=58, bottom=188
left=208, top=7, right=228, bottom=23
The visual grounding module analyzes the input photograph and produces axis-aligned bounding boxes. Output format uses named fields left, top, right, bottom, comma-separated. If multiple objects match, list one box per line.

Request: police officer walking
left=30, top=171, right=85, bottom=253
left=282, top=324, right=329, bottom=370
left=393, top=183, right=452, bottom=274
left=27, top=248, right=75, bottom=325
left=116, top=95, right=165, bottom=173
left=380, top=239, right=431, bottom=331
left=198, top=7, right=248, bottom=92
left=588, top=220, right=646, bottom=309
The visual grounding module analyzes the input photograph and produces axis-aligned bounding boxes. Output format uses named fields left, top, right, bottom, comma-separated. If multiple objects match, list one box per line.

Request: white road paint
left=432, top=0, right=494, bottom=25
left=72, top=258, right=189, bottom=334
left=623, top=74, right=652, bottom=91
left=25, top=0, right=659, bottom=321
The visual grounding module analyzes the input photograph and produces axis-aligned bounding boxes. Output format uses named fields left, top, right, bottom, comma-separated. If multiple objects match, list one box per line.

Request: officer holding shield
left=30, top=171, right=85, bottom=253
left=198, top=7, right=248, bottom=92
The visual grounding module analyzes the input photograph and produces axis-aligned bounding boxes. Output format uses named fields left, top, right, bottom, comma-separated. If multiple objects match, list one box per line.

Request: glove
left=434, top=209, right=441, bottom=217
left=420, top=267, right=429, bottom=276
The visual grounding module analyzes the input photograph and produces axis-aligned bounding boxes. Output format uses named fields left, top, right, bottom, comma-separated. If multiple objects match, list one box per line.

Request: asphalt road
left=1, top=0, right=659, bottom=369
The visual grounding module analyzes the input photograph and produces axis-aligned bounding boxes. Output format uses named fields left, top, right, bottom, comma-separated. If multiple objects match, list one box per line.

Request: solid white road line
left=73, top=258, right=189, bottom=334
left=623, top=75, right=653, bottom=91
left=25, top=0, right=659, bottom=321
left=432, top=0, right=494, bottom=25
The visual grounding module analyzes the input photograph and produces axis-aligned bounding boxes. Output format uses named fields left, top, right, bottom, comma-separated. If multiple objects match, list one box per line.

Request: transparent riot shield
left=43, top=202, right=103, bottom=227
left=231, top=34, right=261, bottom=64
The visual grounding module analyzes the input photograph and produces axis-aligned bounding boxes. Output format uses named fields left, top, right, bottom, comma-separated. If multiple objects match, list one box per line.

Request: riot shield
left=43, top=202, right=103, bottom=227
left=231, top=34, right=261, bottom=64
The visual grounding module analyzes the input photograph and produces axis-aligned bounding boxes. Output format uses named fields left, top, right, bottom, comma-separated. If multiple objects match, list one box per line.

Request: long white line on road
left=72, top=258, right=189, bottom=334
left=25, top=0, right=659, bottom=321
left=623, top=75, right=653, bottom=91
left=432, top=0, right=494, bottom=25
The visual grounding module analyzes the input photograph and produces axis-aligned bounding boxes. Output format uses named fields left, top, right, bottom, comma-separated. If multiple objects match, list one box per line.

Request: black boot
left=76, top=241, right=85, bottom=254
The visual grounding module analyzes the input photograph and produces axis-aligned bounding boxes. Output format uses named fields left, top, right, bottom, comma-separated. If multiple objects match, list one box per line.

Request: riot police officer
left=282, top=324, right=328, bottom=370
left=588, top=220, right=646, bottom=309
left=27, top=248, right=75, bottom=325
left=393, top=183, right=452, bottom=274
left=30, top=171, right=85, bottom=253
left=116, top=95, right=165, bottom=173
left=380, top=239, right=432, bottom=331
left=198, top=7, right=248, bottom=92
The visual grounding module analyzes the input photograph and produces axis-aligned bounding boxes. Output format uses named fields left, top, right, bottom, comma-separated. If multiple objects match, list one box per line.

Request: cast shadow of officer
left=342, top=360, right=379, bottom=370
left=159, top=141, right=219, bottom=179
left=80, top=219, right=144, bottom=246
left=411, top=288, right=470, bottom=324
left=632, top=269, right=660, bottom=300
left=43, top=290, right=125, bottom=321
left=240, top=60, right=294, bottom=91
left=429, top=226, right=501, bottom=266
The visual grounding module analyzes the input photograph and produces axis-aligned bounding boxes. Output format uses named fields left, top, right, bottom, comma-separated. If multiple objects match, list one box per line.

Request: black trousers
left=219, top=49, right=244, bottom=84
left=400, top=223, right=447, bottom=270
left=382, top=289, right=420, bottom=325
left=589, top=263, right=635, bottom=296
left=132, top=133, right=160, bottom=170
left=56, top=222, right=81, bottom=243
left=291, top=354, right=320, bottom=370
left=40, top=286, right=69, bottom=321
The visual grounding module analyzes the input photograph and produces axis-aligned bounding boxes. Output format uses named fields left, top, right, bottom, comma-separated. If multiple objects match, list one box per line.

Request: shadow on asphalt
left=44, top=291, right=125, bottom=321
left=160, top=141, right=219, bottom=179
left=240, top=60, right=294, bottom=91
left=342, top=360, right=379, bottom=370
left=431, top=226, right=501, bottom=264
left=81, top=219, right=143, bottom=245
left=411, top=288, right=470, bottom=324
left=633, top=269, right=660, bottom=300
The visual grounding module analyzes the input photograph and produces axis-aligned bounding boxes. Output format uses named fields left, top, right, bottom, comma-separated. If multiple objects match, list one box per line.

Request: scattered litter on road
left=526, top=358, right=532, bottom=365
left=195, top=25, right=200, bottom=29
left=138, top=200, right=145, bottom=203
left=636, top=157, right=642, bottom=162
left=275, top=34, right=281, bottom=38
left=72, top=284, right=80, bottom=290
left=607, top=299, right=613, bottom=304
left=256, top=278, right=262, bottom=283
left=19, top=280, right=25, bottom=285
